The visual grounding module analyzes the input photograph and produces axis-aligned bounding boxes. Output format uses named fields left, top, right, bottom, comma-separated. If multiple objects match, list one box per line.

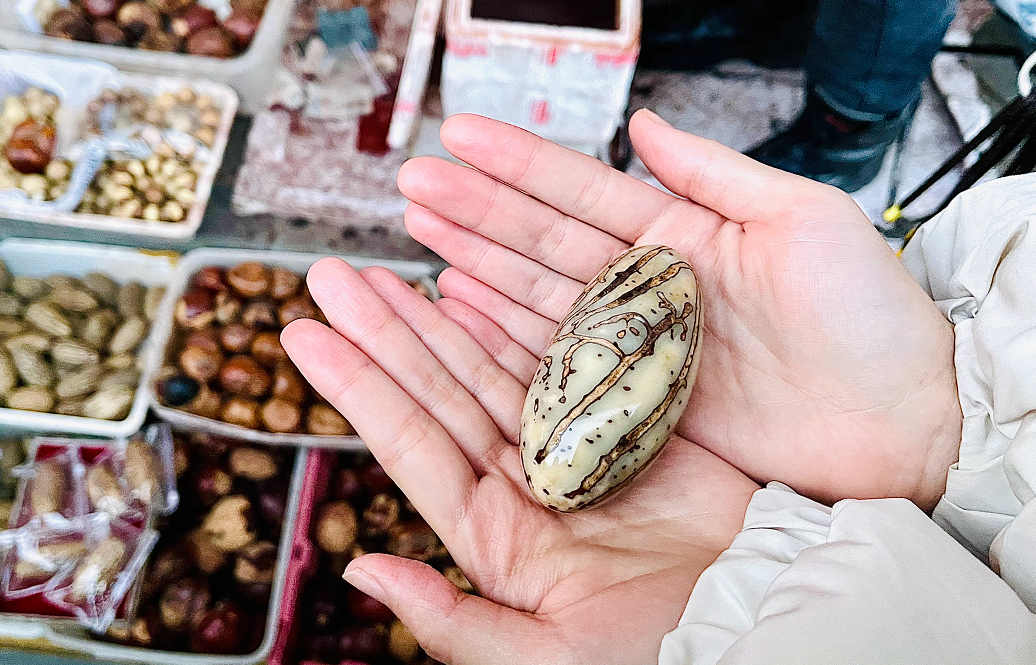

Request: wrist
left=911, top=336, right=963, bottom=513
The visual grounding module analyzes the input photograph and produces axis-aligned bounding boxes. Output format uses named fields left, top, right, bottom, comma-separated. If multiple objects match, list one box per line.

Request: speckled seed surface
left=520, top=245, right=703, bottom=512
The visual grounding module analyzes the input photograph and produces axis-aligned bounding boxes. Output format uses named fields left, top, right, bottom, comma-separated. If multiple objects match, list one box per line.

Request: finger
left=405, top=205, right=584, bottom=322
left=436, top=298, right=540, bottom=386
left=629, top=109, right=841, bottom=224
left=360, top=266, right=526, bottom=455
left=398, top=156, right=629, bottom=282
left=305, top=258, right=507, bottom=476
left=281, top=319, right=475, bottom=538
left=345, top=554, right=561, bottom=665
left=436, top=267, right=557, bottom=357
left=438, top=113, right=679, bottom=243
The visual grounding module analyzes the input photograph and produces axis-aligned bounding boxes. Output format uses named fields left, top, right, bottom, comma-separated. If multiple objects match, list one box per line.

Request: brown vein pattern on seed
left=520, top=245, right=703, bottom=512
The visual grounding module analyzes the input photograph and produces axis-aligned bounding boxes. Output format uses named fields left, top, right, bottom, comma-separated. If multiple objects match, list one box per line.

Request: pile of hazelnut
left=43, top=0, right=267, bottom=58
left=298, top=453, right=459, bottom=665
left=156, top=262, right=354, bottom=435
left=107, top=433, right=294, bottom=653
left=77, top=86, right=217, bottom=222
left=0, top=87, right=73, bottom=200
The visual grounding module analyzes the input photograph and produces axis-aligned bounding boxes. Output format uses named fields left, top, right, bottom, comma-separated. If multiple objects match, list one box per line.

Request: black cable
left=885, top=90, right=1036, bottom=248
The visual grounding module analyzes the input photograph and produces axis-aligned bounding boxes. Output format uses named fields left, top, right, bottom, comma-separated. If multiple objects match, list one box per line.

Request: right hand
left=396, top=110, right=962, bottom=510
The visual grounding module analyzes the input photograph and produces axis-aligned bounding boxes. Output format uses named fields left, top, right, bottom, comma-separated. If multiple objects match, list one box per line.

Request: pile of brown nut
left=297, top=453, right=459, bottom=665
left=77, top=86, right=218, bottom=221
left=0, top=259, right=163, bottom=420
left=106, top=434, right=293, bottom=654
left=156, top=262, right=354, bottom=435
left=42, top=0, right=267, bottom=57
left=0, top=87, right=73, bottom=201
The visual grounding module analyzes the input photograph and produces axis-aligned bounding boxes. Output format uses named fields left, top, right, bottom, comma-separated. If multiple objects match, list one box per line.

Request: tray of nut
left=0, top=238, right=174, bottom=438
left=0, top=51, right=237, bottom=240
left=269, top=448, right=456, bottom=665
left=150, top=249, right=438, bottom=449
left=0, top=429, right=308, bottom=665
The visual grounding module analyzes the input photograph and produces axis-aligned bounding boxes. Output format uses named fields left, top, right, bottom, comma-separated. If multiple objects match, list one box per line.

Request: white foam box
left=440, top=0, right=641, bottom=145
left=0, top=238, right=176, bottom=439
left=0, top=0, right=293, bottom=114
left=0, top=51, right=238, bottom=241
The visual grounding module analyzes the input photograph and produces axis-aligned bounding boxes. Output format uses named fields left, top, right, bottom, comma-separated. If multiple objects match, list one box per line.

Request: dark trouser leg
left=748, top=0, right=959, bottom=192
left=807, top=0, right=959, bottom=119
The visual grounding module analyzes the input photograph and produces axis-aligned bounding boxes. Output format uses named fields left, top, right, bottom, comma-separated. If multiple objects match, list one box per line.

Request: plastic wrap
left=441, top=0, right=640, bottom=145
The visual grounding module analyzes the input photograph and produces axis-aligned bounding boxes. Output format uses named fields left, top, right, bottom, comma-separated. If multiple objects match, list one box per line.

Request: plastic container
left=0, top=51, right=238, bottom=241
left=441, top=0, right=640, bottom=145
left=149, top=247, right=438, bottom=450
left=0, top=445, right=309, bottom=665
left=0, top=0, right=293, bottom=114
left=267, top=447, right=334, bottom=665
left=0, top=238, right=176, bottom=439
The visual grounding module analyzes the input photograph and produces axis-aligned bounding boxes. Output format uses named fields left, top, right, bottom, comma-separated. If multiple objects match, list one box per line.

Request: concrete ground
left=624, top=63, right=965, bottom=229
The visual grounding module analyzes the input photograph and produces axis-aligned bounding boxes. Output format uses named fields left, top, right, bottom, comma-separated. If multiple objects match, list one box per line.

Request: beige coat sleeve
left=658, top=174, right=1036, bottom=664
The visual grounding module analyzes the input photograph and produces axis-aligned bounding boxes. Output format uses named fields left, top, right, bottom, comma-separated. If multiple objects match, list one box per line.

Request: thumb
left=344, top=554, right=560, bottom=665
left=628, top=108, right=839, bottom=224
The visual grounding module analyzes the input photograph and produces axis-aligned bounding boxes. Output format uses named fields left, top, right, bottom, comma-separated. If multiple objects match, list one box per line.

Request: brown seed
left=271, top=362, right=307, bottom=403
left=259, top=398, right=301, bottom=433
left=5, top=120, right=56, bottom=174
left=192, top=266, right=226, bottom=292
left=219, top=355, right=270, bottom=397
left=277, top=296, right=317, bottom=327
left=269, top=267, right=302, bottom=300
left=175, top=290, right=216, bottom=329
left=250, top=331, right=287, bottom=367
left=306, top=403, right=353, bottom=436
left=184, top=385, right=221, bottom=419
left=388, top=620, right=420, bottom=663
left=202, top=495, right=255, bottom=552
left=386, top=520, right=439, bottom=562
left=241, top=300, right=277, bottom=329
left=219, top=323, right=255, bottom=353
left=226, top=262, right=270, bottom=298
left=228, top=447, right=277, bottom=480
left=214, top=292, right=242, bottom=324
left=315, top=501, right=358, bottom=554
left=180, top=344, right=223, bottom=382
left=220, top=397, right=260, bottom=429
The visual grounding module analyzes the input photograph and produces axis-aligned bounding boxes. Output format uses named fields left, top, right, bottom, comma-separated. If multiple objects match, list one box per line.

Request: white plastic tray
left=0, top=446, right=309, bottom=665
left=150, top=247, right=438, bottom=450
left=0, top=0, right=294, bottom=115
left=0, top=51, right=238, bottom=241
left=0, top=238, right=176, bottom=438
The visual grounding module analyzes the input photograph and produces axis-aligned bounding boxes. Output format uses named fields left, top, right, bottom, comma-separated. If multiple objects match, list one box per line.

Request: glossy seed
left=520, top=245, right=703, bottom=512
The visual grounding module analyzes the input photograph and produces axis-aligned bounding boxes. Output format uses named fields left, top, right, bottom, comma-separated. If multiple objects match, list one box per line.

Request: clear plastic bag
left=10, top=444, right=85, bottom=528
left=0, top=520, right=88, bottom=599
left=43, top=517, right=158, bottom=633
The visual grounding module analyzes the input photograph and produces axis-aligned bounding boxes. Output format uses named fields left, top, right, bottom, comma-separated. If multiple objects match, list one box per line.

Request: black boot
left=746, top=92, right=917, bottom=193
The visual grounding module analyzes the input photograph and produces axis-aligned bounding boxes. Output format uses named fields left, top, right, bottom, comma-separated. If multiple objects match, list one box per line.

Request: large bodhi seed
left=520, top=245, right=703, bottom=512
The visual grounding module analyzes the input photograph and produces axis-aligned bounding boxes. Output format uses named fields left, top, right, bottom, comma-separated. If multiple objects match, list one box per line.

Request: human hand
left=282, top=260, right=758, bottom=665
left=396, top=110, right=962, bottom=510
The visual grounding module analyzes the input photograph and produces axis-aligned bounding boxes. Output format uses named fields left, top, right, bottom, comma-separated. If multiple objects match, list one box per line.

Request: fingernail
left=638, top=108, right=672, bottom=127
left=343, top=563, right=386, bottom=599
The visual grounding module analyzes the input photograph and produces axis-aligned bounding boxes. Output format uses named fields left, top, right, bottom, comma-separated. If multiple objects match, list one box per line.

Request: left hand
left=282, top=259, right=758, bottom=665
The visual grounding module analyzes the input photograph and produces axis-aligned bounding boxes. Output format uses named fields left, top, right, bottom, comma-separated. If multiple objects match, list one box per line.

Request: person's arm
left=661, top=485, right=1036, bottom=665
left=902, top=174, right=1036, bottom=609
left=661, top=174, right=1036, bottom=664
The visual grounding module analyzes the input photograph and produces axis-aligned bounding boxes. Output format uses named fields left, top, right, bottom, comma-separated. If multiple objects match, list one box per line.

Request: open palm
left=282, top=260, right=758, bottom=665
left=396, top=111, right=962, bottom=509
